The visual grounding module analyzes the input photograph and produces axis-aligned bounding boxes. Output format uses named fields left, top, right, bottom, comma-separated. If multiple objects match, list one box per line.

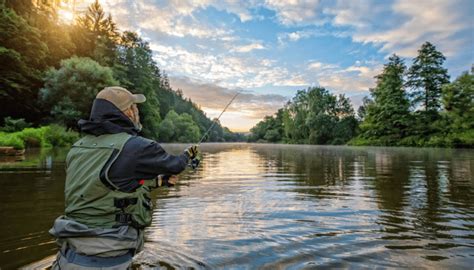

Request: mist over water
left=0, top=144, right=473, bottom=269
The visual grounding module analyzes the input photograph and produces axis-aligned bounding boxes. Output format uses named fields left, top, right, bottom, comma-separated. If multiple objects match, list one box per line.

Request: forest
left=0, top=0, right=245, bottom=145
left=1, top=0, right=472, bottom=149
left=249, top=43, right=473, bottom=148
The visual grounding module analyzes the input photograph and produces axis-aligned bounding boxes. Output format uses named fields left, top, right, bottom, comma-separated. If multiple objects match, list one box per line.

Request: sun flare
left=57, top=8, right=75, bottom=24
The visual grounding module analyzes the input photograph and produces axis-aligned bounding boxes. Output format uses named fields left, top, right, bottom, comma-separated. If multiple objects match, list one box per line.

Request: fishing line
left=189, top=90, right=241, bottom=169
left=197, top=90, right=241, bottom=144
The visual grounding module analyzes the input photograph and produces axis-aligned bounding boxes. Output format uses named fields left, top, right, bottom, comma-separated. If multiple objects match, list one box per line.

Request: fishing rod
left=189, top=90, right=241, bottom=169
left=198, top=91, right=241, bottom=144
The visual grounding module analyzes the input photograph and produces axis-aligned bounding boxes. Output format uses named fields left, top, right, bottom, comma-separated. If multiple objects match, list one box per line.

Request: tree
left=158, top=110, right=200, bottom=142
left=72, top=0, right=119, bottom=66
left=437, top=72, right=474, bottom=147
left=0, top=3, right=48, bottom=124
left=0, top=0, right=239, bottom=142
left=358, top=54, right=410, bottom=144
left=114, top=31, right=161, bottom=139
left=250, top=87, right=357, bottom=145
left=407, top=42, right=450, bottom=113
left=357, top=96, right=373, bottom=121
left=442, top=72, right=474, bottom=131
left=40, top=57, right=118, bottom=127
left=175, top=113, right=201, bottom=142
left=157, top=118, right=175, bottom=142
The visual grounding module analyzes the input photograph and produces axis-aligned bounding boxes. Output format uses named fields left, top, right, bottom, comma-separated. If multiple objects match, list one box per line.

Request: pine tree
left=441, top=72, right=474, bottom=136
left=114, top=31, right=162, bottom=139
left=360, top=54, right=410, bottom=144
left=407, top=42, right=450, bottom=112
left=73, top=0, right=119, bottom=66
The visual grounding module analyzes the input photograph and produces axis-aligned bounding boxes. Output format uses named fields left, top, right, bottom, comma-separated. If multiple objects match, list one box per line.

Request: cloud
left=97, top=0, right=472, bottom=130
left=324, top=0, right=473, bottom=58
left=277, top=28, right=349, bottom=45
left=307, top=61, right=338, bottom=71
left=101, top=0, right=233, bottom=40
left=264, top=0, right=326, bottom=25
left=168, top=76, right=289, bottom=130
left=231, top=42, right=266, bottom=53
left=274, top=75, right=309, bottom=87
left=149, top=43, right=301, bottom=89
left=305, top=60, right=382, bottom=92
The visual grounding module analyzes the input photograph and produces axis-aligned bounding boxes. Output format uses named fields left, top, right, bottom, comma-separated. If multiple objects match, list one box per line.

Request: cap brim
left=133, top=94, right=146, bottom=103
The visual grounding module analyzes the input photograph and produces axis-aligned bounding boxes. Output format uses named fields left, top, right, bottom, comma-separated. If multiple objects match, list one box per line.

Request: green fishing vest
left=64, top=133, right=154, bottom=229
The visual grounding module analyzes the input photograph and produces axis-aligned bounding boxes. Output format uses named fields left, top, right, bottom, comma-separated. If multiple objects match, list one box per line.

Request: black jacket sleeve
left=108, top=136, right=189, bottom=192
left=134, top=139, right=189, bottom=175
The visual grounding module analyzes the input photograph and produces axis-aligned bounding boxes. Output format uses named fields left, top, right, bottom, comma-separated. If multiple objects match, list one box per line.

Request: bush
left=425, top=135, right=450, bottom=148
left=348, top=137, right=378, bottom=146
left=0, top=133, right=25, bottom=149
left=1, top=117, right=31, bottom=132
left=43, top=124, right=79, bottom=147
left=449, top=130, right=474, bottom=148
left=15, top=127, right=47, bottom=148
left=0, top=125, right=79, bottom=150
left=40, top=57, right=118, bottom=128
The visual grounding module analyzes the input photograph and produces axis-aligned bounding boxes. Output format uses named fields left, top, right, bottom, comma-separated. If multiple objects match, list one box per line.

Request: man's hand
left=158, top=175, right=179, bottom=187
left=184, top=145, right=200, bottom=159
left=167, top=175, right=178, bottom=185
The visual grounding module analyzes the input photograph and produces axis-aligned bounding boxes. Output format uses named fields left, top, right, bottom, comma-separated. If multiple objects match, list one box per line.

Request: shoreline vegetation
left=1, top=1, right=246, bottom=147
left=0, top=122, right=79, bottom=150
left=248, top=46, right=473, bottom=148
left=1, top=1, right=472, bottom=150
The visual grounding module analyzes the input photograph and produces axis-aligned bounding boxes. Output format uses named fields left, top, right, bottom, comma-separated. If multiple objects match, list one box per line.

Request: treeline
left=249, top=42, right=473, bottom=148
left=0, top=0, right=244, bottom=142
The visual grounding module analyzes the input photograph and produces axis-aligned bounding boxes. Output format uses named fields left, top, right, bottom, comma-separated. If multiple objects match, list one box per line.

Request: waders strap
left=115, top=213, right=145, bottom=230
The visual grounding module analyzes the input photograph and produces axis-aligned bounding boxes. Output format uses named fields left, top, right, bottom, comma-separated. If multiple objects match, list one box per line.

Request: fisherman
left=49, top=86, right=199, bottom=269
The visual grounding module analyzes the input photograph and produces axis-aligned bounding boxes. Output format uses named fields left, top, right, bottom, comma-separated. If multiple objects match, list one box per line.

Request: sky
left=71, top=0, right=473, bottom=131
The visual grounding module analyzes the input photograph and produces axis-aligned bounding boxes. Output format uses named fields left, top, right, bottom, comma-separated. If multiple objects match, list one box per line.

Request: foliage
left=1, top=0, right=242, bottom=143
left=43, top=124, right=80, bottom=147
left=250, top=88, right=357, bottom=145
left=40, top=57, right=118, bottom=127
left=0, top=117, right=31, bottom=132
left=0, top=125, right=79, bottom=150
left=158, top=111, right=201, bottom=142
left=15, top=127, right=47, bottom=148
left=251, top=44, right=472, bottom=148
left=441, top=72, right=473, bottom=132
left=72, top=0, right=119, bottom=66
left=114, top=31, right=162, bottom=139
left=357, top=54, right=411, bottom=145
left=351, top=46, right=472, bottom=148
left=0, top=132, right=25, bottom=149
left=0, top=3, right=48, bottom=123
left=406, top=42, right=450, bottom=112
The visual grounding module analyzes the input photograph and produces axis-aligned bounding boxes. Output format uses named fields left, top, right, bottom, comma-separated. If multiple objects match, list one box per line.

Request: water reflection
left=135, top=144, right=473, bottom=268
left=0, top=144, right=473, bottom=269
left=0, top=148, right=67, bottom=269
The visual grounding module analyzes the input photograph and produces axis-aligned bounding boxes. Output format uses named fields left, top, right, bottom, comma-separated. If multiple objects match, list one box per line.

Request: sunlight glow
left=58, top=8, right=75, bottom=24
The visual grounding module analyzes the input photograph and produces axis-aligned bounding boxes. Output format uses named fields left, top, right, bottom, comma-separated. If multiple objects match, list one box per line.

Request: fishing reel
left=189, top=156, right=201, bottom=170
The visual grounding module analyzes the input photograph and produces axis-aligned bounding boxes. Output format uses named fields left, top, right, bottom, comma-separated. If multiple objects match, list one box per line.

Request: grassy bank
left=0, top=125, right=79, bottom=150
left=348, top=130, right=474, bottom=148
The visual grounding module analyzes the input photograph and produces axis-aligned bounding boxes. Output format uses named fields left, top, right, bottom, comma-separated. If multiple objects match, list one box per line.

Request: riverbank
left=0, top=125, right=79, bottom=150
left=347, top=131, right=474, bottom=148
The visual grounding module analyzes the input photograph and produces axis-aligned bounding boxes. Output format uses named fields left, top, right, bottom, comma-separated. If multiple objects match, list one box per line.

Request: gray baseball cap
left=96, top=86, right=146, bottom=111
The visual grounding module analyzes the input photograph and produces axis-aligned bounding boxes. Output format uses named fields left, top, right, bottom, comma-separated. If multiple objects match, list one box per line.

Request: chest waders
left=65, top=133, right=154, bottom=230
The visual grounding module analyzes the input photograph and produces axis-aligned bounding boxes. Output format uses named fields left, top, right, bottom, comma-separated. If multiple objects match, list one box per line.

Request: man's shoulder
left=123, top=135, right=162, bottom=154
left=126, top=135, right=156, bottom=147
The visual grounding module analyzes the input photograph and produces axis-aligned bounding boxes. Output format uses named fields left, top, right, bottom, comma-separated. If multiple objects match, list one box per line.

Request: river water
left=0, top=144, right=473, bottom=269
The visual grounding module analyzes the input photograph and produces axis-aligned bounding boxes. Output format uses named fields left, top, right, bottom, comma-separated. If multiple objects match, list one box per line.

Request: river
left=0, top=143, right=473, bottom=269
